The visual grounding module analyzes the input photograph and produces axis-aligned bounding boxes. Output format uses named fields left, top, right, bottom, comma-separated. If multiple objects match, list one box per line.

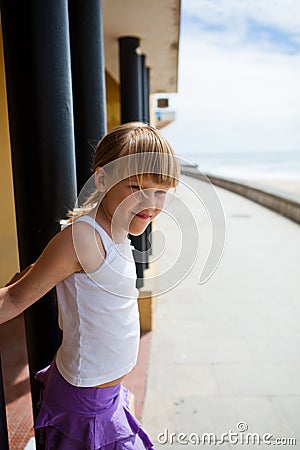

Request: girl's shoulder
left=62, top=216, right=106, bottom=274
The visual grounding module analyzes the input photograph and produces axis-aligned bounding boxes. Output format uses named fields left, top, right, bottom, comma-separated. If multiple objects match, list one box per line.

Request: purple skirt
left=34, top=361, right=154, bottom=450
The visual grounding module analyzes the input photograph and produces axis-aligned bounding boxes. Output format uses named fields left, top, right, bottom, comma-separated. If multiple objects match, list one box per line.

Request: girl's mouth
left=134, top=212, right=152, bottom=220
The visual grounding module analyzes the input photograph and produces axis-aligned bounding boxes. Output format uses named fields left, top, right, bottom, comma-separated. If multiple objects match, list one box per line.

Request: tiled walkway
left=0, top=314, right=34, bottom=450
left=142, top=175, right=300, bottom=449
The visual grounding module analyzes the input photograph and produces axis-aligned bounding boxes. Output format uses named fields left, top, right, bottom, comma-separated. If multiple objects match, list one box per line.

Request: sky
left=159, top=0, right=300, bottom=154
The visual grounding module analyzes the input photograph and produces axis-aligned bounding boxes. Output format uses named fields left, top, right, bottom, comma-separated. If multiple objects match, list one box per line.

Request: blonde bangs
left=102, top=124, right=179, bottom=188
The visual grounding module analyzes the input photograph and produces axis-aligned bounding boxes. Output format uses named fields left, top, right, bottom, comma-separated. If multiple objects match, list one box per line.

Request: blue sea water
left=180, top=151, right=300, bottom=181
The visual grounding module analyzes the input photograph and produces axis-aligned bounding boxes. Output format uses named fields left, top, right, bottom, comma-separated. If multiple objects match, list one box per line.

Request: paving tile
left=270, top=395, right=300, bottom=440
left=142, top=391, right=176, bottom=441
left=171, top=395, right=290, bottom=438
left=246, top=336, right=300, bottom=363
left=146, top=362, right=219, bottom=397
left=214, top=363, right=300, bottom=396
left=228, top=443, right=297, bottom=450
left=24, top=437, right=36, bottom=450
left=123, top=331, right=152, bottom=421
left=0, top=314, right=34, bottom=450
left=174, top=336, right=253, bottom=364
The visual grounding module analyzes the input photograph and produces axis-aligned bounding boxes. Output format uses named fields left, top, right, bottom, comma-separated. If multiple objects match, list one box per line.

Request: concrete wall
left=0, top=26, right=20, bottom=286
left=181, top=166, right=300, bottom=225
left=105, top=71, right=120, bottom=131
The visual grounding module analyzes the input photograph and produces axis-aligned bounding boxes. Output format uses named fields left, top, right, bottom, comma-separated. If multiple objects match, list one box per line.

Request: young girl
left=0, top=122, right=179, bottom=449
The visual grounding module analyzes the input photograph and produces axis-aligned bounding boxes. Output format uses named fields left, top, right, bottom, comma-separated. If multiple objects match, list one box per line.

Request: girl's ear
left=94, top=167, right=106, bottom=192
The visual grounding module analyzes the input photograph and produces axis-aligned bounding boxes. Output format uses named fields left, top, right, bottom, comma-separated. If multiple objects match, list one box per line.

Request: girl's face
left=97, top=174, right=170, bottom=240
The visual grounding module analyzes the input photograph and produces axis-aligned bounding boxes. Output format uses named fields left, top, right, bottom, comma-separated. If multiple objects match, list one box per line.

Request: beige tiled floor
left=142, top=175, right=300, bottom=447
left=0, top=314, right=34, bottom=450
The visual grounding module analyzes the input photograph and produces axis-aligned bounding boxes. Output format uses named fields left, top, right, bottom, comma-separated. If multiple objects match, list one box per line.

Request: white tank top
left=55, top=215, right=140, bottom=387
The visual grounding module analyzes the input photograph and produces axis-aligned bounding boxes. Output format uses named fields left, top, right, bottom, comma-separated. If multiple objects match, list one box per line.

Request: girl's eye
left=130, top=185, right=141, bottom=191
left=129, top=185, right=167, bottom=197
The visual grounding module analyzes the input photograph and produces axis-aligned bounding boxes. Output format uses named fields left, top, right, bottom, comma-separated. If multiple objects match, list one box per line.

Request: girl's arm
left=0, top=222, right=105, bottom=325
left=0, top=226, right=79, bottom=324
left=5, top=264, right=34, bottom=287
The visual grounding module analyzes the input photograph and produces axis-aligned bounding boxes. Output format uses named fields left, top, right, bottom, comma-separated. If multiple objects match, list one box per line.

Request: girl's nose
left=139, top=193, right=156, bottom=209
left=138, top=188, right=166, bottom=211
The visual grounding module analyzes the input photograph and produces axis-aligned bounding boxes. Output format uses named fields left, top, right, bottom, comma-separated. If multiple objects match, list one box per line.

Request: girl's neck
left=95, top=205, right=127, bottom=243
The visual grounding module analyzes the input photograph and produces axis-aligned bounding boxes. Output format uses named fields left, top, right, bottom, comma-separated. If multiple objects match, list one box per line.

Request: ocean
left=180, top=151, right=300, bottom=181
left=179, top=150, right=300, bottom=201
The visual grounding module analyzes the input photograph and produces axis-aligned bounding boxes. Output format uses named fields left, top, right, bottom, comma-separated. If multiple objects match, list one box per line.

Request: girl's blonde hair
left=65, top=122, right=179, bottom=223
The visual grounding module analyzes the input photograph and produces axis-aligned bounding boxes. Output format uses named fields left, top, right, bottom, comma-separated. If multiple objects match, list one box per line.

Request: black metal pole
left=141, top=57, right=152, bottom=263
left=0, top=356, right=9, bottom=450
left=119, top=36, right=146, bottom=287
left=119, top=37, right=143, bottom=123
left=141, top=55, right=152, bottom=269
left=0, top=1, right=77, bottom=445
left=142, top=55, right=150, bottom=125
left=68, top=0, right=107, bottom=193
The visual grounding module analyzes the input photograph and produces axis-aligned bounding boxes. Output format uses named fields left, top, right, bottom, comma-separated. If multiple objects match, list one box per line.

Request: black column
left=141, top=55, right=150, bottom=124
left=141, top=57, right=152, bottom=262
left=0, top=357, right=9, bottom=450
left=0, top=0, right=77, bottom=440
left=119, top=37, right=149, bottom=287
left=119, top=37, right=143, bottom=122
left=68, top=0, right=107, bottom=193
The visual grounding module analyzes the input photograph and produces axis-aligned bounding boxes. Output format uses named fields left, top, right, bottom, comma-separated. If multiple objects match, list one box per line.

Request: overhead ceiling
left=102, top=0, right=181, bottom=94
